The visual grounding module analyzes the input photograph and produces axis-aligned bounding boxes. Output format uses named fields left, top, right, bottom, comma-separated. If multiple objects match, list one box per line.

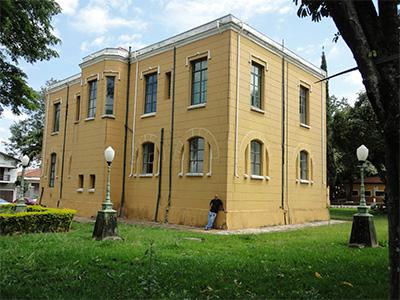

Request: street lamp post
left=15, top=155, right=30, bottom=213
left=92, top=146, right=120, bottom=240
left=349, top=145, right=378, bottom=247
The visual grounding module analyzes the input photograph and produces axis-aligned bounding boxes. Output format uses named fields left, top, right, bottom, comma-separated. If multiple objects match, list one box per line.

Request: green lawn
left=0, top=209, right=388, bottom=299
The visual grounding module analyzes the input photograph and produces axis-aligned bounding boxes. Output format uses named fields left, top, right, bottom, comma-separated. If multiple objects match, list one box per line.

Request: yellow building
left=40, top=15, right=328, bottom=229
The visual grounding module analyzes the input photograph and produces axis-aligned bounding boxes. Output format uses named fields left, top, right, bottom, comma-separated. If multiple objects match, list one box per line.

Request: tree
left=0, top=0, right=61, bottom=115
left=294, top=1, right=399, bottom=298
left=4, top=84, right=48, bottom=163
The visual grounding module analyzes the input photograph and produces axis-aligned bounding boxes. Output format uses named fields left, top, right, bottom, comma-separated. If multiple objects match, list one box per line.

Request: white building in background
left=0, top=152, right=19, bottom=202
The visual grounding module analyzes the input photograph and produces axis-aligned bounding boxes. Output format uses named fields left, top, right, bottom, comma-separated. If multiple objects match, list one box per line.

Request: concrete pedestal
left=349, top=213, right=378, bottom=247
left=92, top=210, right=121, bottom=241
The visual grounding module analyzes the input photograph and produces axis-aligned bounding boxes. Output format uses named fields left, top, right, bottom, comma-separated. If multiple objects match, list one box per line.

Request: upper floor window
left=75, top=95, right=81, bottom=121
left=251, top=140, right=262, bottom=176
left=78, top=174, right=84, bottom=189
left=250, top=62, right=263, bottom=109
left=87, top=80, right=97, bottom=118
left=299, top=85, right=309, bottom=125
left=53, top=103, right=61, bottom=132
left=144, top=73, right=157, bottom=114
left=189, top=137, right=204, bottom=173
left=191, top=58, right=207, bottom=105
left=142, top=142, right=155, bottom=174
left=300, top=150, right=309, bottom=180
left=89, top=174, right=96, bottom=189
left=49, top=153, right=56, bottom=187
left=105, top=76, right=115, bottom=115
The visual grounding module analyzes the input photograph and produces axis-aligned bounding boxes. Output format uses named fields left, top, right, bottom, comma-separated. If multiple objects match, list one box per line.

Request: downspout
left=119, top=46, right=132, bottom=217
left=280, top=40, right=287, bottom=225
left=164, top=46, right=177, bottom=223
left=154, top=128, right=164, bottom=222
left=129, top=52, right=139, bottom=177
left=234, top=23, right=244, bottom=178
left=58, top=84, right=70, bottom=208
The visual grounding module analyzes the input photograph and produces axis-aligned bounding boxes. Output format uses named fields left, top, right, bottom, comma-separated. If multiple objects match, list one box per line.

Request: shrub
left=0, top=205, right=77, bottom=235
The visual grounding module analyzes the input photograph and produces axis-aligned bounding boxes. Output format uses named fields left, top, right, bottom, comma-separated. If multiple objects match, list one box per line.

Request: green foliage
left=4, top=81, right=56, bottom=162
left=0, top=205, right=76, bottom=235
left=0, top=0, right=61, bottom=115
left=0, top=211, right=389, bottom=299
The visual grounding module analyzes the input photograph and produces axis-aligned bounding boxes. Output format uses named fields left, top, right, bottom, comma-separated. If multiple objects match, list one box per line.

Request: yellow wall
left=40, top=27, right=328, bottom=229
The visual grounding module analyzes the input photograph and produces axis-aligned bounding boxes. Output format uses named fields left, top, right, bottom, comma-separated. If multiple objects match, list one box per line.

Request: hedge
left=0, top=205, right=77, bottom=235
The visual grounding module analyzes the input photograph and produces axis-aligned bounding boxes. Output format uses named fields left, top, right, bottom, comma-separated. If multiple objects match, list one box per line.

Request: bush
left=0, top=205, right=77, bottom=235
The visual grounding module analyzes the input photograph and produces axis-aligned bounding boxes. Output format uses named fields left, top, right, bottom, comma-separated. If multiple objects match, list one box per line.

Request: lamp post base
left=92, top=210, right=121, bottom=241
left=349, top=213, right=378, bottom=247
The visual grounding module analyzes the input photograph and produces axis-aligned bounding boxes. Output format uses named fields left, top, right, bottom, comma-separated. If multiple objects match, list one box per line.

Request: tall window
left=189, top=137, right=204, bottom=173
left=191, top=58, right=208, bottom=105
left=87, top=80, right=97, bottom=118
left=49, top=153, right=56, bottom=187
left=300, top=150, right=308, bottom=180
left=75, top=95, right=81, bottom=121
left=250, top=62, right=263, bottom=109
left=251, top=140, right=262, bottom=176
left=89, top=174, right=96, bottom=189
left=105, top=76, right=115, bottom=115
left=142, top=143, right=155, bottom=174
left=78, top=174, right=84, bottom=189
left=299, top=85, right=309, bottom=125
left=144, top=73, right=157, bottom=113
left=53, top=103, right=61, bottom=132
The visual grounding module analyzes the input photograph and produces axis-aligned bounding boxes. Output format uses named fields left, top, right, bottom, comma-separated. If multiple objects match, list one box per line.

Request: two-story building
left=0, top=152, right=19, bottom=202
left=40, top=15, right=328, bottom=229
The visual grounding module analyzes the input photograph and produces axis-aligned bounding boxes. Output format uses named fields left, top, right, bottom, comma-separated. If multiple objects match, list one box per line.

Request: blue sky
left=0, top=0, right=365, bottom=153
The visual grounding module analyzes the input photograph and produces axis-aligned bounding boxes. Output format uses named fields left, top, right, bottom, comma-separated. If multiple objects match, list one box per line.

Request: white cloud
left=56, top=0, right=79, bottom=15
left=161, top=0, right=294, bottom=30
left=345, top=70, right=364, bottom=87
left=73, top=3, right=146, bottom=34
left=2, top=110, right=27, bottom=122
left=80, top=34, right=145, bottom=52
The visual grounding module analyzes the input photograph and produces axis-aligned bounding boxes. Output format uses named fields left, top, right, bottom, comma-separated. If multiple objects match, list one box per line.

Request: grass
left=0, top=208, right=388, bottom=299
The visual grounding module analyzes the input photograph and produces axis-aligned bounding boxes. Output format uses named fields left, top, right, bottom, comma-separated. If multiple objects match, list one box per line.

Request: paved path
left=74, top=216, right=346, bottom=235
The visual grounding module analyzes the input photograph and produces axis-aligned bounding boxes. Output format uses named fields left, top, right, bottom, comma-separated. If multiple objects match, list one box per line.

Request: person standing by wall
left=205, top=195, right=225, bottom=230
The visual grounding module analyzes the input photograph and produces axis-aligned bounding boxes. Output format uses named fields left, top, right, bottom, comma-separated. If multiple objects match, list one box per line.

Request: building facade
left=40, top=15, right=328, bottom=229
left=0, top=152, right=19, bottom=202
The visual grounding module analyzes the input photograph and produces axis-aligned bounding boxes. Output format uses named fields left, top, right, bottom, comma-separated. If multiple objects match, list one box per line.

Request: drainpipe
left=280, top=40, right=287, bottom=225
left=164, top=46, right=177, bottom=223
left=129, top=52, right=139, bottom=177
left=234, top=22, right=244, bottom=178
left=58, top=84, right=70, bottom=207
left=154, top=128, right=164, bottom=222
left=119, top=46, right=132, bottom=217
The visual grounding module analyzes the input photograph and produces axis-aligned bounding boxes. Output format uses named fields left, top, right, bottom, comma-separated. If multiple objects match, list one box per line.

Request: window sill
left=139, top=174, right=153, bottom=178
left=85, top=117, right=95, bottom=122
left=74, top=120, right=80, bottom=124
left=51, top=131, right=59, bottom=136
left=186, top=173, right=204, bottom=177
left=76, top=188, right=83, bottom=193
left=141, top=112, right=156, bottom=119
left=88, top=188, right=95, bottom=193
left=297, top=179, right=310, bottom=184
left=101, top=114, right=115, bottom=119
left=187, top=103, right=206, bottom=110
left=300, top=123, right=311, bottom=129
left=250, top=106, right=265, bottom=114
left=250, top=174, right=264, bottom=180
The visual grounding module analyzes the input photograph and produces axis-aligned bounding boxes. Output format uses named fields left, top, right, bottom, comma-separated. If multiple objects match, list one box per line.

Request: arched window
left=189, top=137, right=204, bottom=173
left=142, top=142, right=155, bottom=174
left=49, top=153, right=57, bottom=187
left=300, top=150, right=309, bottom=180
left=251, top=140, right=262, bottom=176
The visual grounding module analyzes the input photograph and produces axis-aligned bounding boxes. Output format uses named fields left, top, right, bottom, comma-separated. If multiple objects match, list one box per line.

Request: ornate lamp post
left=15, top=155, right=30, bottom=213
left=92, top=146, right=120, bottom=240
left=349, top=145, right=378, bottom=247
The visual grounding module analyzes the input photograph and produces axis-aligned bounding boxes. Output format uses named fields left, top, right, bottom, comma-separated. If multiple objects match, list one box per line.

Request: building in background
left=347, top=176, right=385, bottom=205
left=40, top=15, right=328, bottom=229
left=0, top=152, right=19, bottom=202
left=17, top=168, right=41, bottom=200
